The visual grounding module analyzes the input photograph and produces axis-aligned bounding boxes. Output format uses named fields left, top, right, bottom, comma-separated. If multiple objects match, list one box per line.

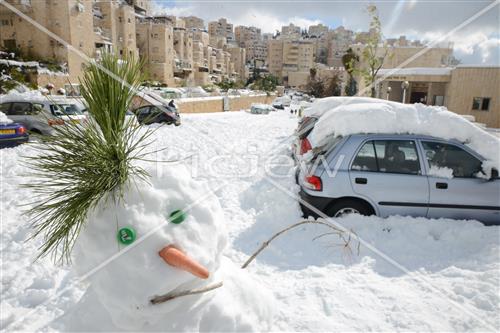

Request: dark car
left=0, top=122, right=29, bottom=148
left=134, top=101, right=180, bottom=126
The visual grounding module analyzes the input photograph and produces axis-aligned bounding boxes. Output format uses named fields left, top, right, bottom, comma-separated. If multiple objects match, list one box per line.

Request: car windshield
left=50, top=104, right=82, bottom=115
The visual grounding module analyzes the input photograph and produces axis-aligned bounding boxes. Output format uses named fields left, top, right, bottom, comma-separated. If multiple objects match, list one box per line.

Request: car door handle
left=355, top=177, right=367, bottom=185
left=436, top=182, right=448, bottom=189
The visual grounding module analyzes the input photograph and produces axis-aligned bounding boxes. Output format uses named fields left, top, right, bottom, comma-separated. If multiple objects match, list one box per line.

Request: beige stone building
left=208, top=18, right=234, bottom=45
left=181, top=16, right=205, bottom=30
left=308, top=23, right=329, bottom=37
left=281, top=23, right=301, bottom=39
left=0, top=0, right=95, bottom=83
left=376, top=66, right=500, bottom=128
left=226, top=45, right=247, bottom=81
left=234, top=25, right=261, bottom=48
left=93, top=1, right=138, bottom=59
left=267, top=39, right=284, bottom=78
left=136, top=16, right=175, bottom=86
left=245, top=40, right=267, bottom=63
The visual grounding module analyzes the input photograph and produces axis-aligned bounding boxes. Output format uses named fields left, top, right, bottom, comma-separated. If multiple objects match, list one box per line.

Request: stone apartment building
left=208, top=18, right=234, bottom=46
left=93, top=0, right=138, bottom=59
left=267, top=38, right=314, bottom=86
left=0, top=0, right=95, bottom=83
left=281, top=23, right=301, bottom=39
left=181, top=15, right=205, bottom=30
left=135, top=16, right=175, bottom=86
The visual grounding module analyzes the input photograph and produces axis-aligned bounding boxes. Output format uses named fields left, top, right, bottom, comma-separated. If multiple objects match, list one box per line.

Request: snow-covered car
left=0, top=95, right=87, bottom=135
left=250, top=104, right=274, bottom=114
left=299, top=133, right=500, bottom=225
left=272, top=96, right=291, bottom=110
left=0, top=112, right=28, bottom=148
left=134, top=102, right=180, bottom=126
left=297, top=99, right=500, bottom=225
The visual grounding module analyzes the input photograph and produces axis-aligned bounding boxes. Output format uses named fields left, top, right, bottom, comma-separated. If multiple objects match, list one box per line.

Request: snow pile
left=428, top=166, right=454, bottom=179
left=307, top=97, right=500, bottom=169
left=0, top=111, right=13, bottom=124
left=71, top=163, right=273, bottom=331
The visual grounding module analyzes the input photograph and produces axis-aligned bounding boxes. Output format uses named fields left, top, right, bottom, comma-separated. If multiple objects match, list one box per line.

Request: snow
left=307, top=97, right=500, bottom=170
left=0, top=111, right=13, bottom=124
left=428, top=165, right=454, bottom=179
left=1, top=110, right=499, bottom=332
left=377, top=67, right=453, bottom=76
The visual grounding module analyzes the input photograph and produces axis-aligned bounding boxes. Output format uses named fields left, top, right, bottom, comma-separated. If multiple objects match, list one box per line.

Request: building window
left=153, top=33, right=158, bottom=39
left=128, top=18, right=131, bottom=23
left=472, top=97, right=491, bottom=111
left=119, top=17, right=122, bottom=23
left=1, top=20, right=10, bottom=26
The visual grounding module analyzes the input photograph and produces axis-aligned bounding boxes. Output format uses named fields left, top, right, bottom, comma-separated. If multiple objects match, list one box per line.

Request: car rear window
left=297, top=117, right=318, bottom=139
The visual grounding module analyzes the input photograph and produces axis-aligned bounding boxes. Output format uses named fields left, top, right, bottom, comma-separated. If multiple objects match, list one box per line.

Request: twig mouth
left=150, top=281, right=223, bottom=305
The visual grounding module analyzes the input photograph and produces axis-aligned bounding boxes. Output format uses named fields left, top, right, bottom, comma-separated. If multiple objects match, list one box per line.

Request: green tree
left=356, top=4, right=389, bottom=97
left=342, top=48, right=359, bottom=96
left=252, top=74, right=278, bottom=93
left=325, top=75, right=342, bottom=97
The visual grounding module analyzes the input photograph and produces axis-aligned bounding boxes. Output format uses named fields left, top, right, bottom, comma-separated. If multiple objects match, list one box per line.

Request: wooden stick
left=150, top=281, right=223, bottom=305
left=241, top=219, right=345, bottom=269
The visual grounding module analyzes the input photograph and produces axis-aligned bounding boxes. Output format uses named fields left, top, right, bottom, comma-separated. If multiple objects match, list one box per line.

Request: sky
left=152, top=0, right=500, bottom=65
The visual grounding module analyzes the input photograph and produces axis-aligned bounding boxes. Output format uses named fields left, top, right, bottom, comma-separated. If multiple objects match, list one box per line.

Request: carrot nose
left=158, top=245, right=210, bottom=279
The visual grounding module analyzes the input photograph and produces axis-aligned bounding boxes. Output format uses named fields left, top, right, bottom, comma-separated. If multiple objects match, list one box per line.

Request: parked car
left=250, top=104, right=274, bottom=114
left=0, top=119, right=29, bottom=148
left=134, top=101, right=180, bottom=126
left=0, top=97, right=86, bottom=135
left=292, top=115, right=319, bottom=160
left=298, top=133, right=500, bottom=225
left=272, top=96, right=291, bottom=110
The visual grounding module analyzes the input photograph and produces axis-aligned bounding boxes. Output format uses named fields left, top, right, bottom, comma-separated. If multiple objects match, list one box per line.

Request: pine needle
left=23, top=53, right=152, bottom=264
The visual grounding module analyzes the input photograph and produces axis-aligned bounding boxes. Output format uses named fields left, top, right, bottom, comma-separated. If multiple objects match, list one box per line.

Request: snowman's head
left=72, top=164, right=227, bottom=329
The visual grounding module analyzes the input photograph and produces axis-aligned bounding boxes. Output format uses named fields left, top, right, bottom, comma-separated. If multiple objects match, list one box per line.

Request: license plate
left=0, top=129, right=15, bottom=135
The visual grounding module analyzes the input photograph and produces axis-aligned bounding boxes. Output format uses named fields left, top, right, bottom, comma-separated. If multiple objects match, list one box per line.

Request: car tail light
left=48, top=118, right=65, bottom=126
left=300, top=138, right=312, bottom=155
left=304, top=175, right=322, bottom=191
left=16, top=126, right=26, bottom=135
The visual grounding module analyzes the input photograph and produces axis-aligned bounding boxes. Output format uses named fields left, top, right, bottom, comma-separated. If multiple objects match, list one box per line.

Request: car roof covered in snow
left=306, top=97, right=500, bottom=169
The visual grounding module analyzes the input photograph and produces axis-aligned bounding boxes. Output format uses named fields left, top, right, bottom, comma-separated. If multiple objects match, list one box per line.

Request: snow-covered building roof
left=377, top=67, right=453, bottom=76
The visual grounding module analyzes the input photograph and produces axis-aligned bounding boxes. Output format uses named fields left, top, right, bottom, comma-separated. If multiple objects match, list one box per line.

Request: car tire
left=326, top=199, right=374, bottom=218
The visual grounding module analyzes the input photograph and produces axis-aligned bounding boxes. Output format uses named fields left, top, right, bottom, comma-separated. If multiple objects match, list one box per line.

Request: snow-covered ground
left=1, top=110, right=499, bottom=331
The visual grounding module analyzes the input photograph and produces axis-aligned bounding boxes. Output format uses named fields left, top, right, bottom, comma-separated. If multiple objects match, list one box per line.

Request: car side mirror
left=490, top=168, right=499, bottom=181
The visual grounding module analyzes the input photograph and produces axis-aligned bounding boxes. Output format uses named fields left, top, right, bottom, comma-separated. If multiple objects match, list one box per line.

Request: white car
left=0, top=95, right=87, bottom=135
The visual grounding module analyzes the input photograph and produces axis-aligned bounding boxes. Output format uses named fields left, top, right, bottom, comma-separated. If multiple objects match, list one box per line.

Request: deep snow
left=1, top=110, right=499, bottom=331
left=305, top=98, right=500, bottom=171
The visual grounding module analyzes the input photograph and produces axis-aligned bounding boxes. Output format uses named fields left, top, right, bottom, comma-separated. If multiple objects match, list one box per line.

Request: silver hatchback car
left=298, top=133, right=500, bottom=225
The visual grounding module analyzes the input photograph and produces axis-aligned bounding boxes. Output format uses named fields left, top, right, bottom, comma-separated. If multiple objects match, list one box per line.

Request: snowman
left=66, top=163, right=274, bottom=331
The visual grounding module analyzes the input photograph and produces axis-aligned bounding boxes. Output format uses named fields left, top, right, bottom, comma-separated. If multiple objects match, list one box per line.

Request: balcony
left=174, top=60, right=193, bottom=74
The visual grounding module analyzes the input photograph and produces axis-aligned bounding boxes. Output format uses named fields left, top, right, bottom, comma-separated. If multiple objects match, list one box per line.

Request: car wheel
left=327, top=199, right=374, bottom=218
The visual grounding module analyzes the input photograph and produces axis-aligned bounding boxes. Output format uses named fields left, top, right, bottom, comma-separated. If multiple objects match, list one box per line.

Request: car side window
left=9, top=102, right=32, bottom=115
left=421, top=141, right=482, bottom=178
left=352, top=141, right=377, bottom=172
left=352, top=140, right=421, bottom=175
left=0, top=103, right=11, bottom=113
left=374, top=140, right=421, bottom=175
left=137, top=106, right=150, bottom=115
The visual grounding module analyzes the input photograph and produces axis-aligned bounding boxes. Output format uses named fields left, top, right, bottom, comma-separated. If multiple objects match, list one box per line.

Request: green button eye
left=169, top=210, right=186, bottom=224
left=117, top=227, right=136, bottom=245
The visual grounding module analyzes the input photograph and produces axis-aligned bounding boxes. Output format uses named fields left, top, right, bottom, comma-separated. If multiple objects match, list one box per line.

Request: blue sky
left=153, top=0, right=500, bottom=65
